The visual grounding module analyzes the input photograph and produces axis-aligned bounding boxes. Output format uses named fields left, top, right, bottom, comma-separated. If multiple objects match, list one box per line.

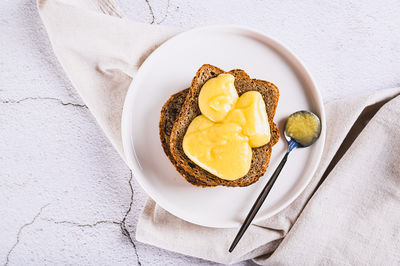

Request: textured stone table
left=1, top=0, right=399, bottom=265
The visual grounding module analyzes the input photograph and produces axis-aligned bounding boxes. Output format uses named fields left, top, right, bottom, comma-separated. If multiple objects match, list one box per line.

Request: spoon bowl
left=229, top=110, right=322, bottom=252
left=284, top=110, right=322, bottom=148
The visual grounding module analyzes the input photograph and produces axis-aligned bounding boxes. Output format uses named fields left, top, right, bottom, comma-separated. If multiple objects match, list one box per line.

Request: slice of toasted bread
left=165, top=64, right=280, bottom=187
left=159, top=89, right=214, bottom=187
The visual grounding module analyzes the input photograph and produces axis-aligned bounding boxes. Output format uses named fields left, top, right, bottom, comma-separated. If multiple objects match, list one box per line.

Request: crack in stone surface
left=4, top=204, right=49, bottom=266
left=145, top=0, right=155, bottom=24
left=41, top=218, right=120, bottom=228
left=145, top=0, right=170, bottom=25
left=120, top=171, right=141, bottom=266
left=38, top=172, right=141, bottom=265
left=1, top=97, right=87, bottom=108
left=2, top=175, right=139, bottom=265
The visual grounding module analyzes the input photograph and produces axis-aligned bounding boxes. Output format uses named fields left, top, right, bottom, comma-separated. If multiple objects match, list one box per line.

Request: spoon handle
left=229, top=151, right=290, bottom=253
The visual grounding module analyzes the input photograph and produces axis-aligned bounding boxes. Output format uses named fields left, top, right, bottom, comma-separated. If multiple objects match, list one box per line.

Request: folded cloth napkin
left=137, top=89, right=400, bottom=265
left=37, top=0, right=180, bottom=159
left=38, top=0, right=400, bottom=264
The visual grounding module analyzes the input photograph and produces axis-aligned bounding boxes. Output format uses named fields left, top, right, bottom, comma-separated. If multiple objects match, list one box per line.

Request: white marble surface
left=1, top=0, right=399, bottom=265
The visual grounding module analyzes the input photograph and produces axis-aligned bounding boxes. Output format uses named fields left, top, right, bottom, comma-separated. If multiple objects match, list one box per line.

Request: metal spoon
left=229, top=110, right=321, bottom=252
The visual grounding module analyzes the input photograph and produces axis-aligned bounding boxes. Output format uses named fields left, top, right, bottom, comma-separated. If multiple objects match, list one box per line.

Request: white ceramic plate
left=122, top=25, right=325, bottom=228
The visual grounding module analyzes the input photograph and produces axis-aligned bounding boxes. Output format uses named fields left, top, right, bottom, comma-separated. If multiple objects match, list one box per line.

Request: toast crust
left=162, top=64, right=280, bottom=187
left=159, top=89, right=212, bottom=186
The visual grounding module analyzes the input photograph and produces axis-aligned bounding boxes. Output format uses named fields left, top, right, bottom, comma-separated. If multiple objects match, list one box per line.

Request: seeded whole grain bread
left=160, top=64, right=280, bottom=187
left=159, top=88, right=211, bottom=187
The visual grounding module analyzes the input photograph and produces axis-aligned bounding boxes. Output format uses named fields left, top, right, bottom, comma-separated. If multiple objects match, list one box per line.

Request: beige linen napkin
left=38, top=0, right=180, bottom=159
left=137, top=88, right=400, bottom=264
left=38, top=0, right=400, bottom=264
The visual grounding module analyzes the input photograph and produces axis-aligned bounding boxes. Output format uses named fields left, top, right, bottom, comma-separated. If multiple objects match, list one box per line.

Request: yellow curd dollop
left=182, top=74, right=271, bottom=180
left=285, top=112, right=320, bottom=146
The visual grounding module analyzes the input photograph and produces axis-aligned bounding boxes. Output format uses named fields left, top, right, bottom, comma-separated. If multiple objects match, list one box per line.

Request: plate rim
left=121, top=24, right=326, bottom=228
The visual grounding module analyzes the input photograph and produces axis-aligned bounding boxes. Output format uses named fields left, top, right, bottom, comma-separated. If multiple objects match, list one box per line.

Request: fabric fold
left=263, top=92, right=400, bottom=265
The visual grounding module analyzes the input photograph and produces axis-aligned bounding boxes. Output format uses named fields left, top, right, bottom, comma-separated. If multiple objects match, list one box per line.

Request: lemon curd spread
left=182, top=74, right=271, bottom=180
left=199, top=74, right=238, bottom=122
left=285, top=112, right=320, bottom=146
